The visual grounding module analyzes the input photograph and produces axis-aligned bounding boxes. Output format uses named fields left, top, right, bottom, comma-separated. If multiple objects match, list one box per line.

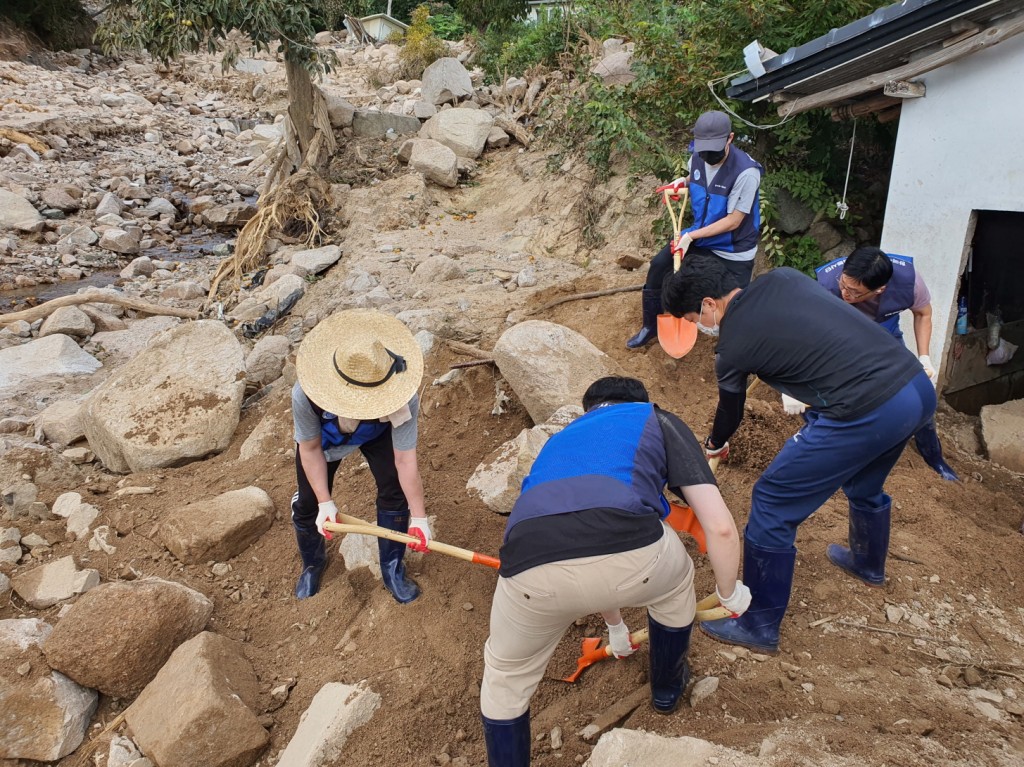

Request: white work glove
left=919, top=355, right=938, bottom=386
left=316, top=500, right=338, bottom=539
left=407, top=516, right=431, bottom=553
left=677, top=232, right=694, bottom=254
left=781, top=393, right=808, bottom=416
left=717, top=580, right=752, bottom=617
left=606, top=620, right=638, bottom=659
left=703, top=438, right=730, bottom=462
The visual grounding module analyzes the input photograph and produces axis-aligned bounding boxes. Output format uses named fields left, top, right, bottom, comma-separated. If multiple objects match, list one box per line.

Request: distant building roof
left=359, top=13, right=410, bottom=31
left=727, top=0, right=1024, bottom=111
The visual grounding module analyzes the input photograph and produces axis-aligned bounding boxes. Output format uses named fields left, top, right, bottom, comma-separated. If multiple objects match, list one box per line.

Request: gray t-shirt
left=291, top=382, right=419, bottom=462
left=688, top=158, right=761, bottom=263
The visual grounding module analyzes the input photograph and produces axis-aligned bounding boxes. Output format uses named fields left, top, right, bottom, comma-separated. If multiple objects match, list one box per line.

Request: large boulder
left=409, top=139, right=458, bottom=188
left=81, top=321, right=245, bottom=473
left=0, top=188, right=43, bottom=232
left=245, top=335, right=291, bottom=388
left=980, top=398, right=1024, bottom=473
left=586, top=730, right=764, bottom=766
left=590, top=50, right=636, bottom=86
left=160, top=487, right=275, bottom=564
left=0, top=335, right=101, bottom=397
left=492, top=321, right=625, bottom=423
left=467, top=406, right=582, bottom=515
left=770, top=187, right=815, bottom=234
left=98, top=228, right=141, bottom=255
left=204, top=202, right=257, bottom=229
left=38, top=306, right=95, bottom=339
left=352, top=110, right=422, bottom=138
left=323, top=89, right=356, bottom=127
left=125, top=632, right=269, bottom=767
left=291, top=244, right=342, bottom=274
left=420, top=109, right=494, bottom=160
left=87, top=315, right=181, bottom=365
left=10, top=556, right=100, bottom=609
left=420, top=57, right=473, bottom=105
left=43, top=579, right=213, bottom=699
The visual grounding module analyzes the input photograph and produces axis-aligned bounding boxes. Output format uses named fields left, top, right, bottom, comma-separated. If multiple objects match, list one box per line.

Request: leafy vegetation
left=477, top=11, right=577, bottom=82
left=0, top=0, right=94, bottom=50
left=456, top=0, right=527, bottom=33
left=396, top=5, right=449, bottom=79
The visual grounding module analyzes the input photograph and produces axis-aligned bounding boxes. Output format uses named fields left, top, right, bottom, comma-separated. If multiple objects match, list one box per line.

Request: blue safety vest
left=504, top=403, right=669, bottom=541
left=306, top=396, right=388, bottom=450
left=684, top=147, right=763, bottom=253
left=816, top=253, right=916, bottom=337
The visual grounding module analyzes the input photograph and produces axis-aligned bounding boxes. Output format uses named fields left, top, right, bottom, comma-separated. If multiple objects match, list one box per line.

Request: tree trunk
left=285, top=57, right=317, bottom=157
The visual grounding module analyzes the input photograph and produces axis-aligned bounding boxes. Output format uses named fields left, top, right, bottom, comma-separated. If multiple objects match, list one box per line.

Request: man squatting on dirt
left=814, top=246, right=958, bottom=481
left=479, top=376, right=750, bottom=767
left=661, top=255, right=936, bottom=653
left=626, top=109, right=764, bottom=349
left=289, top=309, right=431, bottom=602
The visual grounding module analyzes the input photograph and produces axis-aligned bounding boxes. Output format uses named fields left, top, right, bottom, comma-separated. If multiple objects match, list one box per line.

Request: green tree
left=455, top=0, right=527, bottom=32
left=96, top=1, right=339, bottom=292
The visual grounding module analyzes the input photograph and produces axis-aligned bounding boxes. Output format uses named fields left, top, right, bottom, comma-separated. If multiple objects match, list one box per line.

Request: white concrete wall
left=880, top=33, right=1024, bottom=377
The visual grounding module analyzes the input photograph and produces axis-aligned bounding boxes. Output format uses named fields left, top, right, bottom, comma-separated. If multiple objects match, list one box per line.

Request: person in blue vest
left=479, top=376, right=748, bottom=767
left=626, top=110, right=764, bottom=349
left=813, top=247, right=958, bottom=481
left=289, top=309, right=431, bottom=602
left=661, top=255, right=935, bottom=653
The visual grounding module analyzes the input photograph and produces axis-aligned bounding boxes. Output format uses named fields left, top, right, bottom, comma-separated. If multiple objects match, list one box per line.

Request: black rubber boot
left=376, top=509, right=421, bottom=604
left=647, top=616, right=693, bottom=714
left=482, top=709, right=531, bottom=767
left=293, top=521, right=327, bottom=600
left=913, top=421, right=959, bottom=481
left=827, top=495, right=891, bottom=587
left=626, top=289, right=662, bottom=349
left=700, top=534, right=797, bottom=654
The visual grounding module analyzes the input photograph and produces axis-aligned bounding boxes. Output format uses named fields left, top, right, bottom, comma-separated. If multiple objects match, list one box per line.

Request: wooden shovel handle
left=322, top=520, right=501, bottom=569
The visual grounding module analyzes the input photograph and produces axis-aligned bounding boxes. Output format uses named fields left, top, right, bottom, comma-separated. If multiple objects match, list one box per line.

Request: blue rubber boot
left=482, top=710, right=530, bottom=767
left=827, top=496, right=891, bottom=587
left=376, top=509, right=420, bottom=604
left=648, top=617, right=693, bottom=714
left=913, top=422, right=959, bottom=481
left=700, top=536, right=796, bottom=654
left=293, top=521, right=326, bottom=599
left=626, top=289, right=662, bottom=349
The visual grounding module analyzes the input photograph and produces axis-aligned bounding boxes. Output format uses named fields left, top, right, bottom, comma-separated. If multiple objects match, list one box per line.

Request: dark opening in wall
left=944, top=210, right=1024, bottom=416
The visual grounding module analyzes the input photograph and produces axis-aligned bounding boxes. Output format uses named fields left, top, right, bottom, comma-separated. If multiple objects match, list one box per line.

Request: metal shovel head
left=656, top=314, right=698, bottom=359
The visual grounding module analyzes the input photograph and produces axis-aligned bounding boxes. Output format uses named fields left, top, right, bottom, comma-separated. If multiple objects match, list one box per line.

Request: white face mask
left=697, top=303, right=720, bottom=337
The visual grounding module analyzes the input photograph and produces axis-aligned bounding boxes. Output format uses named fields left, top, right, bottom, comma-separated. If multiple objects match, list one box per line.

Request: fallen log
left=446, top=339, right=493, bottom=360
left=0, top=290, right=200, bottom=326
left=493, top=114, right=532, bottom=148
left=0, top=128, right=49, bottom=155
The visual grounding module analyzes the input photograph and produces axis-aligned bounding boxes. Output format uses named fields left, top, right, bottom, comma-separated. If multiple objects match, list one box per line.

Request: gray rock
left=0, top=527, right=21, bottom=566
left=161, top=487, right=275, bottom=564
left=324, top=90, right=356, bottom=128
left=145, top=197, right=177, bottom=219
left=0, top=671, right=97, bottom=761
left=690, top=676, right=720, bottom=707
left=591, top=50, right=636, bottom=86
left=807, top=220, right=843, bottom=253
left=0, top=189, right=43, bottom=232
left=11, top=556, right=100, bottom=609
left=410, top=139, right=458, bottom=188
left=413, top=100, right=437, bottom=119
left=119, top=256, right=155, bottom=279
left=0, top=573, right=8, bottom=596
left=420, top=57, right=473, bottom=105
left=204, top=202, right=257, bottom=229
left=56, top=225, right=98, bottom=252
left=81, top=321, right=246, bottom=473
left=95, top=192, right=124, bottom=218
left=160, top=281, right=205, bottom=300
left=39, top=307, right=94, bottom=339
left=274, top=682, right=380, bottom=767
left=352, top=111, right=423, bottom=138
left=771, top=187, right=815, bottom=234
left=79, top=305, right=127, bottom=332
left=42, top=188, right=80, bottom=213
left=415, top=254, right=465, bottom=283
left=99, top=228, right=140, bottom=255
left=492, top=321, right=625, bottom=423
left=486, top=127, right=510, bottom=149
left=245, top=335, right=291, bottom=387
left=125, top=632, right=269, bottom=767
left=516, top=266, right=537, bottom=288
left=291, top=244, right=342, bottom=274
left=43, top=579, right=213, bottom=699
left=0, top=335, right=101, bottom=397
left=87, top=316, right=180, bottom=365
left=66, top=502, right=99, bottom=541
left=420, top=109, right=494, bottom=160
left=980, top=398, right=1024, bottom=473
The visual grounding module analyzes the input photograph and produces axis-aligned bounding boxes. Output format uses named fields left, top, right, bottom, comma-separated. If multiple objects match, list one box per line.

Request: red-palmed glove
left=717, top=580, right=752, bottom=618
left=704, top=437, right=730, bottom=462
left=316, top=500, right=338, bottom=540
left=407, top=516, right=431, bottom=553
left=606, top=620, right=639, bottom=659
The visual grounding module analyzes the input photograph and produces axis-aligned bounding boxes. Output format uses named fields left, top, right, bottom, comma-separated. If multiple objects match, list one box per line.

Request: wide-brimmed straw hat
left=296, top=309, right=423, bottom=420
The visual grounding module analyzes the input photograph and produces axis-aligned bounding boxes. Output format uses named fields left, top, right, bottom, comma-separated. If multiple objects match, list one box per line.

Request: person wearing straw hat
left=479, top=376, right=747, bottom=766
left=290, top=309, right=429, bottom=602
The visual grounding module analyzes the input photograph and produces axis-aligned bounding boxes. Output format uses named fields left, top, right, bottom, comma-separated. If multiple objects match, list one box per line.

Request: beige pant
left=480, top=524, right=695, bottom=720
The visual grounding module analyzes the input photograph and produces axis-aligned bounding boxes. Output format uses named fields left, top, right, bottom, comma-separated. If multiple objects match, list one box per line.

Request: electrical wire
left=706, top=70, right=798, bottom=131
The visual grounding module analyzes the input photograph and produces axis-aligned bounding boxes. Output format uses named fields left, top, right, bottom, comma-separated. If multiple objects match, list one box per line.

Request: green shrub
left=396, top=4, right=449, bottom=79
left=478, top=12, right=574, bottom=82
left=426, top=2, right=469, bottom=40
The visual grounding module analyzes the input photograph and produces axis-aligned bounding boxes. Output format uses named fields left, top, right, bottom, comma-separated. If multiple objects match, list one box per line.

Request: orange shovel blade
left=665, top=502, right=707, bottom=553
left=560, top=637, right=607, bottom=683
left=657, top=314, right=698, bottom=359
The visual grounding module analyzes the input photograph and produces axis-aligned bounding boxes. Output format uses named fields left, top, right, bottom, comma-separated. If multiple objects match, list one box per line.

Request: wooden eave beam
left=775, top=11, right=1024, bottom=118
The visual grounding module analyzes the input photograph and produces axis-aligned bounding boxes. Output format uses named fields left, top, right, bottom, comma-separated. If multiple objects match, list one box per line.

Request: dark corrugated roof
left=727, top=0, right=1023, bottom=102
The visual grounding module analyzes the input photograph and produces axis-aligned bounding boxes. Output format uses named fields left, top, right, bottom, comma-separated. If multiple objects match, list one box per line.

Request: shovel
left=322, top=516, right=500, bottom=569
left=561, top=593, right=733, bottom=683
left=655, top=186, right=699, bottom=359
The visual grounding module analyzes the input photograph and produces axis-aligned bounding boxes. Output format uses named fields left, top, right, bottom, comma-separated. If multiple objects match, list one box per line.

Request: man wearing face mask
left=661, top=255, right=935, bottom=653
left=626, top=110, right=764, bottom=349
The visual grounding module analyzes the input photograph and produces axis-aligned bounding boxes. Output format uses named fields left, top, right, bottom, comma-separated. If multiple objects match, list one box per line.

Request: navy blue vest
left=816, top=253, right=916, bottom=337
left=504, top=403, right=669, bottom=542
left=306, top=396, right=388, bottom=451
left=684, top=147, right=763, bottom=253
